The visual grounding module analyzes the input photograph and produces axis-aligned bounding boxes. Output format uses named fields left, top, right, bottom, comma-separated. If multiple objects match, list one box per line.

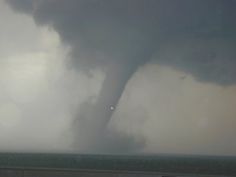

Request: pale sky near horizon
left=1, top=0, right=236, bottom=155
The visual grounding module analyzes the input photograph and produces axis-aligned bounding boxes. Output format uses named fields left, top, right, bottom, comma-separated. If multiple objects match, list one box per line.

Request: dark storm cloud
left=7, top=0, right=236, bottom=82
left=6, top=0, right=236, bottom=153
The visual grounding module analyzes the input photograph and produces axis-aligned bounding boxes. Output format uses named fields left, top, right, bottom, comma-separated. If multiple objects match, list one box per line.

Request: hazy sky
left=1, top=0, right=236, bottom=155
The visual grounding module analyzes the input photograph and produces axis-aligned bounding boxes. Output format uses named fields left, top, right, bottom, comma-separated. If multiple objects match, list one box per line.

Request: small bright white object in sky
left=110, top=106, right=115, bottom=110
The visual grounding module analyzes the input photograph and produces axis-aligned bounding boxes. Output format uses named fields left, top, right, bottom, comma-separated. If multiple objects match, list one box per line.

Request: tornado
left=7, top=0, right=236, bottom=153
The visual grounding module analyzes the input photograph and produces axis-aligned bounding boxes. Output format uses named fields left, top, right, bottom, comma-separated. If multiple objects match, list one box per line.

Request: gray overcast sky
left=1, top=0, right=236, bottom=155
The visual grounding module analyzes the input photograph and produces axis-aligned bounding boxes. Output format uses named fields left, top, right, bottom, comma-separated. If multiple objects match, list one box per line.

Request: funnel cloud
left=4, top=0, right=236, bottom=154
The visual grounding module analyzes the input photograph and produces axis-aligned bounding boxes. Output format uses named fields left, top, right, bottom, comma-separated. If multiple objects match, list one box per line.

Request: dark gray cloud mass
left=6, top=0, right=236, bottom=153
